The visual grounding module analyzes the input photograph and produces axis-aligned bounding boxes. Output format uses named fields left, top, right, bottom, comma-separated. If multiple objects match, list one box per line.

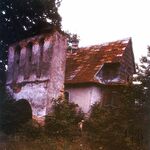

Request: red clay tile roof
left=65, top=38, right=132, bottom=85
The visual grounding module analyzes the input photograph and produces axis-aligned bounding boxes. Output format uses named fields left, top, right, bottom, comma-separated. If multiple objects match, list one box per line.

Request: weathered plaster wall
left=65, top=86, right=102, bottom=113
left=8, top=82, right=48, bottom=116
left=6, top=31, right=67, bottom=117
left=7, top=34, right=54, bottom=84
left=90, top=86, right=103, bottom=106
left=46, top=32, right=67, bottom=113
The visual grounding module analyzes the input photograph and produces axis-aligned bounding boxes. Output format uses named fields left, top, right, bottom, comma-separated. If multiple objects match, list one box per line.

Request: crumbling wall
left=6, top=31, right=67, bottom=117
left=46, top=32, right=66, bottom=113
left=7, top=82, right=48, bottom=117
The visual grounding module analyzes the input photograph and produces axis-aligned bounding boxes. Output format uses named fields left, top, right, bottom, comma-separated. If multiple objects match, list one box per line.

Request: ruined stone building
left=6, top=31, right=67, bottom=117
left=6, top=31, right=136, bottom=118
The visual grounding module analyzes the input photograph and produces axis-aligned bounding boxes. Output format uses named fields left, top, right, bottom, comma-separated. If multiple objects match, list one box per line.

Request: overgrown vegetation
left=85, top=92, right=145, bottom=150
left=84, top=49, right=150, bottom=149
left=0, top=95, right=88, bottom=150
left=0, top=86, right=149, bottom=150
left=2, top=0, right=150, bottom=149
left=45, top=97, right=84, bottom=139
left=0, top=85, right=32, bottom=134
left=1, top=50, right=150, bottom=149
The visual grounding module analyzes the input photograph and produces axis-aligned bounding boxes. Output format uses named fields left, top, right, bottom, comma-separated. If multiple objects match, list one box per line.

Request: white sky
left=59, top=0, right=150, bottom=62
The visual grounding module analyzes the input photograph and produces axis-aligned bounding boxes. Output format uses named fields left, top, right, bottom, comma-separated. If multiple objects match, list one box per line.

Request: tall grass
left=0, top=135, right=91, bottom=150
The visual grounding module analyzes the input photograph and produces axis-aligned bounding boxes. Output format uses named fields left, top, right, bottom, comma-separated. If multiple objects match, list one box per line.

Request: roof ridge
left=66, top=37, right=132, bottom=85
left=79, top=37, right=131, bottom=49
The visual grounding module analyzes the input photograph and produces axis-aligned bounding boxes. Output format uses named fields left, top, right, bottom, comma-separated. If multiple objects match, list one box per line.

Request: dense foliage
left=1, top=48, right=150, bottom=149
left=0, top=85, right=32, bottom=134
left=135, top=47, right=150, bottom=149
left=45, top=97, right=84, bottom=139
left=84, top=48, right=150, bottom=150
left=85, top=93, right=144, bottom=150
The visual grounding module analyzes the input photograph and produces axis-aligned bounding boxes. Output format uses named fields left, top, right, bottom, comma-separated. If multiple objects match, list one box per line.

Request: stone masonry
left=6, top=31, right=67, bottom=117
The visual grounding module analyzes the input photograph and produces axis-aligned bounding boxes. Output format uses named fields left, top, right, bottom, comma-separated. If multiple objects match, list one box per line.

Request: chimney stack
left=71, top=34, right=79, bottom=50
left=69, top=34, right=79, bottom=52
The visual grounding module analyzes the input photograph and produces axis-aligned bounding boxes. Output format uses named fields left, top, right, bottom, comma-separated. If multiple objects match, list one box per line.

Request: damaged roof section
left=65, top=38, right=135, bottom=85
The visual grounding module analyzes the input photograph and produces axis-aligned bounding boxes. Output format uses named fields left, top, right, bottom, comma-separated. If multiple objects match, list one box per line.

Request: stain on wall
left=6, top=31, right=67, bottom=117
left=65, top=85, right=102, bottom=113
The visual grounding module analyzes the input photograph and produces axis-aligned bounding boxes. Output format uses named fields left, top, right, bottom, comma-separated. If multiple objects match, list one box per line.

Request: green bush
left=45, top=98, right=84, bottom=139
left=0, top=98, right=32, bottom=134
left=0, top=85, right=32, bottom=134
left=85, top=101, right=142, bottom=150
left=16, top=119, right=42, bottom=140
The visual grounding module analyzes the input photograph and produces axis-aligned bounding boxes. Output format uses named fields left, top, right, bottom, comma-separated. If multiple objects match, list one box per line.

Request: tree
left=0, top=0, right=62, bottom=81
left=135, top=46, right=150, bottom=149
left=45, top=97, right=84, bottom=139
left=0, top=84, right=32, bottom=134
left=85, top=74, right=150, bottom=150
left=84, top=46, right=150, bottom=149
left=85, top=90, right=144, bottom=150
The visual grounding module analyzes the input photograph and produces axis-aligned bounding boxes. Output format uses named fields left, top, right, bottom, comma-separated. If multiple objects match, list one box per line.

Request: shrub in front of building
left=45, top=97, right=84, bottom=139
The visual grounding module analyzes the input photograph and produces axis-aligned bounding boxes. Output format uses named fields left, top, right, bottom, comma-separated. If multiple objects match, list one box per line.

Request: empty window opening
left=97, top=62, right=120, bottom=83
left=39, top=38, right=44, bottom=59
left=36, top=38, right=44, bottom=78
left=27, top=42, right=33, bottom=62
left=15, top=45, right=21, bottom=65
left=64, top=91, right=69, bottom=101
left=102, top=63, right=120, bottom=79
